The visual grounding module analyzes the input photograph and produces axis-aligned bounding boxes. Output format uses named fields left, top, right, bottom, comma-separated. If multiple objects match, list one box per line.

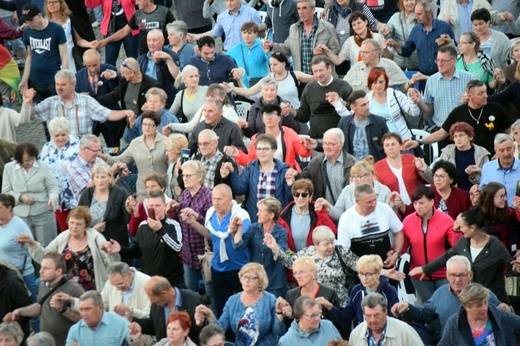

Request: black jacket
left=0, top=265, right=32, bottom=339
left=178, top=151, right=237, bottom=191
left=189, top=116, right=247, bottom=155
left=78, top=185, right=130, bottom=246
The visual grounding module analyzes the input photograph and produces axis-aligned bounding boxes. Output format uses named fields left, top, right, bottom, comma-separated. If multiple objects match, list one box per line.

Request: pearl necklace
left=468, top=106, right=484, bottom=125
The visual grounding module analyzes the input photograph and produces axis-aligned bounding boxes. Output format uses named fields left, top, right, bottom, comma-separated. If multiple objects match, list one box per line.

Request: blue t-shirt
left=23, top=21, right=67, bottom=84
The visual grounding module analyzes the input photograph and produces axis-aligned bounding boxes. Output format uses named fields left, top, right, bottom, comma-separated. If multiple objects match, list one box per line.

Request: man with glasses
left=390, top=256, right=507, bottom=341
left=405, top=79, right=509, bottom=155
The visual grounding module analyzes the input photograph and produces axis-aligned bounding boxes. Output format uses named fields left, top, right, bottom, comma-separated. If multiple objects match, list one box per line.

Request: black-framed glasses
left=293, top=192, right=309, bottom=198
left=434, top=57, right=454, bottom=64
left=85, top=147, right=102, bottom=153
left=121, top=60, right=135, bottom=72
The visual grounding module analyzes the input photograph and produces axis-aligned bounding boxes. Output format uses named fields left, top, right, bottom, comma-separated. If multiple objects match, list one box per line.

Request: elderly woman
left=512, top=119, right=520, bottom=159
left=456, top=31, right=497, bottom=90
left=165, top=83, right=237, bottom=134
left=199, top=324, right=226, bottom=346
left=130, top=311, right=197, bottom=346
left=194, top=263, right=286, bottom=346
left=236, top=77, right=301, bottom=138
left=164, top=134, right=189, bottom=200
left=2, top=142, right=59, bottom=246
left=231, top=197, right=289, bottom=298
left=39, top=117, right=80, bottom=232
left=78, top=162, right=130, bottom=248
left=279, top=296, right=341, bottom=346
left=226, top=104, right=311, bottom=171
left=106, top=111, right=169, bottom=202
left=265, top=226, right=359, bottom=308
left=17, top=206, right=119, bottom=291
left=316, top=156, right=392, bottom=221
left=440, top=283, right=520, bottom=345
left=165, top=21, right=196, bottom=69
left=168, top=65, right=208, bottom=125
left=437, top=122, right=490, bottom=190
left=386, top=0, right=419, bottom=70
left=319, top=255, right=399, bottom=332
left=222, top=134, right=292, bottom=223
left=177, top=161, right=212, bottom=293
left=277, top=179, right=337, bottom=252
left=123, top=87, right=179, bottom=143
left=0, top=322, right=24, bottom=346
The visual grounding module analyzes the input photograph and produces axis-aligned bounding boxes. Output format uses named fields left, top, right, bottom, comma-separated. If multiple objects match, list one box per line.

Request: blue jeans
left=104, top=34, right=139, bottom=67
left=183, top=264, right=202, bottom=292
left=211, top=268, right=242, bottom=318
left=23, top=273, right=40, bottom=332
left=93, top=5, right=103, bottom=22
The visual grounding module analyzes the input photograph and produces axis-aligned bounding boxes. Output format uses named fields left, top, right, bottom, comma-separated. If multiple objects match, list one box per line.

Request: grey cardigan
left=437, top=143, right=490, bottom=185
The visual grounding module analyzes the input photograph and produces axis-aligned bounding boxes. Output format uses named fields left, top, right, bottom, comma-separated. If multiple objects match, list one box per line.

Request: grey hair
left=166, top=21, right=188, bottom=38
left=293, top=296, right=320, bottom=320
left=261, top=76, right=278, bottom=90
left=311, top=225, right=336, bottom=245
left=494, top=133, right=514, bottom=147
left=27, top=332, right=56, bottom=346
left=107, top=261, right=130, bottom=277
left=324, top=128, right=345, bottom=146
left=55, top=69, right=76, bottom=85
left=48, top=117, right=71, bottom=135
left=175, top=64, right=199, bottom=88
left=199, top=324, right=225, bottom=346
left=354, top=183, right=375, bottom=200
left=79, top=291, right=104, bottom=308
left=459, top=283, right=490, bottom=306
left=416, top=0, right=433, bottom=14
left=199, top=129, right=218, bottom=141
left=511, top=119, right=520, bottom=131
left=297, top=0, right=315, bottom=7
left=361, top=292, right=388, bottom=312
left=0, top=322, right=24, bottom=344
left=181, top=160, right=206, bottom=176
left=362, top=38, right=381, bottom=51
left=147, top=28, right=164, bottom=39
left=446, top=255, right=471, bottom=273
left=79, top=134, right=101, bottom=149
left=206, top=97, right=223, bottom=111
left=82, top=48, right=100, bottom=61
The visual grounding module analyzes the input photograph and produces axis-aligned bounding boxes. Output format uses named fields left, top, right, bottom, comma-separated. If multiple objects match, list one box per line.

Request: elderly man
left=3, top=252, right=84, bottom=346
left=349, top=294, right=423, bottom=345
left=21, top=70, right=133, bottom=139
left=188, top=98, right=246, bottom=155
left=338, top=184, right=404, bottom=268
left=186, top=36, right=242, bottom=85
left=341, top=39, right=409, bottom=92
left=182, top=184, right=251, bottom=317
left=386, top=1, right=455, bottom=77
left=264, top=0, right=339, bottom=75
left=287, top=128, right=357, bottom=204
left=405, top=80, right=510, bottom=155
left=130, top=276, right=202, bottom=344
left=480, top=134, right=520, bottom=208
left=75, top=49, right=121, bottom=147
left=137, top=29, right=180, bottom=108
left=165, top=21, right=195, bottom=69
left=338, top=90, right=389, bottom=162
left=294, top=55, right=352, bottom=139
left=189, top=0, right=261, bottom=51
left=66, top=291, right=131, bottom=346
left=26, top=332, right=56, bottom=346
left=391, top=256, right=507, bottom=340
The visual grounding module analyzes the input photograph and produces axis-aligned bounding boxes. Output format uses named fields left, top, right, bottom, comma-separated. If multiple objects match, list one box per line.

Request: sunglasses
left=293, top=192, right=309, bottom=198
left=121, top=60, right=135, bottom=72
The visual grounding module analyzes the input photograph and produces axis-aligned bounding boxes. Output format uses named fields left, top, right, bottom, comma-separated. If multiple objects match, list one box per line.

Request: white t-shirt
left=337, top=202, right=403, bottom=258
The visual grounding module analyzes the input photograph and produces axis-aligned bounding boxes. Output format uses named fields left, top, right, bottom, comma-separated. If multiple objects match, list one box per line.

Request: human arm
left=99, top=25, right=133, bottom=45
left=3, top=303, right=41, bottom=321
left=179, top=208, right=211, bottom=240
left=59, top=43, right=69, bottom=70
left=403, top=127, right=449, bottom=150
left=73, top=29, right=97, bottom=49
left=18, top=45, right=31, bottom=92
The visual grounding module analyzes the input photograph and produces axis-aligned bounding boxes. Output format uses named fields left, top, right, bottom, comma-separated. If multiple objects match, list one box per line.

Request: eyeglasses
left=293, top=192, right=310, bottom=198
left=494, top=194, right=507, bottom=200
left=121, top=60, right=135, bottom=72
left=142, top=123, right=156, bottom=128
left=256, top=147, right=272, bottom=152
left=262, top=112, right=279, bottom=118
left=241, top=275, right=259, bottom=282
left=323, top=142, right=339, bottom=147
left=198, top=141, right=215, bottom=147
left=433, top=174, right=448, bottom=179
left=434, top=58, right=454, bottom=64
left=183, top=173, right=201, bottom=179
left=351, top=173, right=369, bottom=181
left=448, top=272, right=469, bottom=280
left=358, top=272, right=376, bottom=279
left=302, top=311, right=322, bottom=320
left=85, top=147, right=102, bottom=153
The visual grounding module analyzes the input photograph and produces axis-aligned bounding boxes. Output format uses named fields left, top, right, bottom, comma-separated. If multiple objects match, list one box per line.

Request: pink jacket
left=85, top=0, right=138, bottom=37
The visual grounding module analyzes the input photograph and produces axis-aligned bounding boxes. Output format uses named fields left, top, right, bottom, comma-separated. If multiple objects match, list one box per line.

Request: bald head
left=82, top=49, right=101, bottom=75
left=145, top=276, right=172, bottom=296
left=212, top=184, right=233, bottom=215
left=83, top=49, right=100, bottom=62
left=123, top=58, right=140, bottom=72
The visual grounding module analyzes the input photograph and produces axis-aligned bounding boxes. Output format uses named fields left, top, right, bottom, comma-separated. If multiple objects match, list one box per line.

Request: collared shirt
left=457, top=0, right=473, bottom=37
left=344, top=58, right=409, bottom=91
left=365, top=323, right=387, bottom=346
left=201, top=150, right=224, bottom=189
left=67, top=155, right=103, bottom=206
left=144, top=51, right=158, bottom=79
left=66, top=311, right=130, bottom=346
left=211, top=4, right=262, bottom=51
left=480, top=158, right=520, bottom=207
left=300, top=17, right=319, bottom=74
left=257, top=166, right=278, bottom=200
left=317, top=75, right=334, bottom=87
left=163, top=287, right=183, bottom=324
left=323, top=153, right=344, bottom=204
left=423, top=69, right=474, bottom=126
left=122, top=269, right=137, bottom=305
left=33, top=93, right=112, bottom=138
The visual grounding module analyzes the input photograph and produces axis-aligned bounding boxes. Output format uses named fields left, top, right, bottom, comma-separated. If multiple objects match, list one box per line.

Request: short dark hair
left=256, top=134, right=277, bottom=150
left=199, top=324, right=225, bottom=345
left=381, top=132, right=403, bottom=145
left=241, top=21, right=258, bottom=33
left=144, top=172, right=167, bottom=189
left=261, top=104, right=281, bottom=116
left=197, top=36, right=215, bottom=50
left=349, top=10, right=368, bottom=26
left=438, top=44, right=457, bottom=58
left=471, top=8, right=491, bottom=22
left=310, top=55, right=332, bottom=69
left=0, top=194, right=15, bottom=209
left=449, top=121, right=475, bottom=141
left=141, top=111, right=161, bottom=126
left=14, top=142, right=39, bottom=163
left=411, top=186, right=435, bottom=203
left=431, top=160, right=458, bottom=184
left=42, top=252, right=66, bottom=272
left=348, top=90, right=367, bottom=105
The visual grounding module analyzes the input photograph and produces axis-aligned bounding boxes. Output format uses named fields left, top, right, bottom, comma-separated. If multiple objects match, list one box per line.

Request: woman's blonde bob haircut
left=239, top=262, right=269, bottom=290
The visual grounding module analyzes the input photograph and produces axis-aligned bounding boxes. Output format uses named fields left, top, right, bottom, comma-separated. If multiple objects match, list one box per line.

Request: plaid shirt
left=323, top=155, right=344, bottom=205
left=67, top=155, right=103, bottom=207
left=32, top=93, right=112, bottom=138
left=299, top=17, right=318, bottom=75
left=179, top=185, right=213, bottom=269
left=201, top=150, right=223, bottom=189
left=257, top=167, right=278, bottom=200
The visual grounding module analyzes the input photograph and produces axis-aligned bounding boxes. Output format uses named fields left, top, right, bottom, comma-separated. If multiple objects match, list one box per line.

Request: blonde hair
left=45, top=0, right=71, bottom=21
left=257, top=197, right=282, bottom=220
left=459, top=283, right=490, bottom=307
left=90, top=161, right=114, bottom=185
left=175, top=65, right=199, bottom=88
left=239, top=263, right=269, bottom=290
left=351, top=155, right=375, bottom=176
left=311, top=226, right=335, bottom=245
left=293, top=256, right=317, bottom=273
left=164, top=134, right=189, bottom=154
left=357, top=254, right=383, bottom=273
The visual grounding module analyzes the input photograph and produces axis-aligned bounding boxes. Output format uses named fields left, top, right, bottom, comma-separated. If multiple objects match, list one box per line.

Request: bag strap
left=322, top=162, right=337, bottom=205
left=38, top=276, right=68, bottom=306
left=289, top=70, right=302, bottom=98
left=392, top=89, right=415, bottom=138
left=335, top=245, right=348, bottom=275
left=203, top=236, right=211, bottom=253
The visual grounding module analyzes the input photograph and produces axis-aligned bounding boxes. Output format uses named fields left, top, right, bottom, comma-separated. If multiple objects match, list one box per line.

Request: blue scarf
left=334, top=1, right=352, bottom=18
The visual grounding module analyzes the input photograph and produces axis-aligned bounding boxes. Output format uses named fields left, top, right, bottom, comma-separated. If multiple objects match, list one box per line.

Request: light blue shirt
left=122, top=269, right=136, bottom=305
left=457, top=0, right=473, bottom=38
left=0, top=216, right=34, bottom=276
left=144, top=52, right=157, bottom=79
left=423, top=69, right=474, bottom=126
left=66, top=311, right=130, bottom=346
left=480, top=158, right=520, bottom=207
left=163, top=287, right=183, bottom=325
left=211, top=4, right=262, bottom=51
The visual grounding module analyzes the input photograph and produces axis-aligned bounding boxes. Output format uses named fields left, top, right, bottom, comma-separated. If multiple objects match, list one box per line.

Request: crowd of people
left=3, top=0, right=520, bottom=345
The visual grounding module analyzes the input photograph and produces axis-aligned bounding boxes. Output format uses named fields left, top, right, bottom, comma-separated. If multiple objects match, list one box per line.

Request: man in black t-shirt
left=405, top=80, right=511, bottom=154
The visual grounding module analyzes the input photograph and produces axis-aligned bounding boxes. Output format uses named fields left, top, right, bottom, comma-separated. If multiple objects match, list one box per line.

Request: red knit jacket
left=374, top=154, right=429, bottom=198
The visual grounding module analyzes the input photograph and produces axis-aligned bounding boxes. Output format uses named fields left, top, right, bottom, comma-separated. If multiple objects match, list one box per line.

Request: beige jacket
left=349, top=316, right=424, bottom=345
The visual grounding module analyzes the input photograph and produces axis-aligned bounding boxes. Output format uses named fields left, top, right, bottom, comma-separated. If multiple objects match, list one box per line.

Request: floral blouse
left=63, top=244, right=95, bottom=291
left=277, top=245, right=358, bottom=307
left=39, top=137, right=80, bottom=210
